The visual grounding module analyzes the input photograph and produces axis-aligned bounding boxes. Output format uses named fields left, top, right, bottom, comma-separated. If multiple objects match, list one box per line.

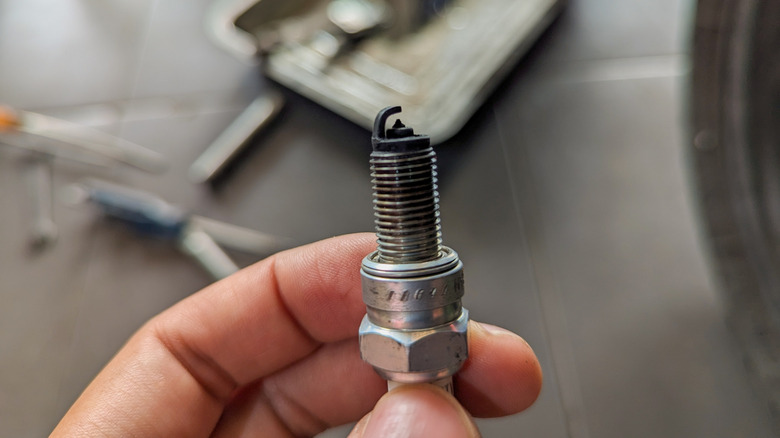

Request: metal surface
left=24, top=155, right=58, bottom=249
left=361, top=261, right=464, bottom=313
left=189, top=215, right=288, bottom=254
left=360, top=309, right=468, bottom=383
left=327, top=0, right=387, bottom=36
left=178, top=224, right=240, bottom=280
left=188, top=92, right=284, bottom=183
left=208, top=0, right=563, bottom=143
left=359, top=106, right=468, bottom=392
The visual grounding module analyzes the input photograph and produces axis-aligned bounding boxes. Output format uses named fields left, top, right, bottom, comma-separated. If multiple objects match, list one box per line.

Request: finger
left=348, top=412, right=372, bottom=438
left=211, top=338, right=384, bottom=438
left=53, top=233, right=377, bottom=437
left=350, top=385, right=479, bottom=438
left=210, top=321, right=540, bottom=436
left=154, top=232, right=377, bottom=386
left=458, top=322, right=542, bottom=417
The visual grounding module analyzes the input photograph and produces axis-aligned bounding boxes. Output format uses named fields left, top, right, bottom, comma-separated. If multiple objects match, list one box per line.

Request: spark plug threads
left=370, top=144, right=442, bottom=263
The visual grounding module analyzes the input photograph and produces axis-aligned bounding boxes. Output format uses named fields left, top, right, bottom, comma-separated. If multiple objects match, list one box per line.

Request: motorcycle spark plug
left=359, top=106, right=468, bottom=394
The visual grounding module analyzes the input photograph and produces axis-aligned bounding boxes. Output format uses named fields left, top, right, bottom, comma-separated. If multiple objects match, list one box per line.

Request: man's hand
left=52, top=233, right=542, bottom=437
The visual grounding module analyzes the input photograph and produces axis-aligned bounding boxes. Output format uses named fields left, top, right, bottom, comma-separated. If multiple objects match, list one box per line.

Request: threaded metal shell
left=370, top=146, right=442, bottom=263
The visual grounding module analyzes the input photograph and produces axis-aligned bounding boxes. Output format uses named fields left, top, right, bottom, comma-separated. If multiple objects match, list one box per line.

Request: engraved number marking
left=376, top=278, right=462, bottom=302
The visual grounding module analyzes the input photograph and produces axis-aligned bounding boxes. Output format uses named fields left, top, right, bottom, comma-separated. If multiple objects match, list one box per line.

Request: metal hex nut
left=359, top=309, right=469, bottom=376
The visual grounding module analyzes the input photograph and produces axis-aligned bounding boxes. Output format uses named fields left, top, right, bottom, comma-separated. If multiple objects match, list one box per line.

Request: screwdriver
left=0, top=105, right=22, bottom=132
left=0, top=105, right=168, bottom=173
left=63, top=180, right=289, bottom=280
left=24, top=154, right=58, bottom=249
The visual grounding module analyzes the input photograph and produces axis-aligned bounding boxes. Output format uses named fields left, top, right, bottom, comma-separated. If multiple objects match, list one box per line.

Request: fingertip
left=347, top=412, right=372, bottom=438
left=356, top=385, right=479, bottom=438
left=271, top=233, right=377, bottom=342
left=457, top=321, right=543, bottom=417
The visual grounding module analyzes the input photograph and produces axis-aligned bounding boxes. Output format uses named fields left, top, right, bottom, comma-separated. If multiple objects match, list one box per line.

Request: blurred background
left=0, top=0, right=777, bottom=436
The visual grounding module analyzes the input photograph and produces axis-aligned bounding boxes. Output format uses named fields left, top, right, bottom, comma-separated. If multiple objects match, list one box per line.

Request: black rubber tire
left=691, top=0, right=780, bottom=429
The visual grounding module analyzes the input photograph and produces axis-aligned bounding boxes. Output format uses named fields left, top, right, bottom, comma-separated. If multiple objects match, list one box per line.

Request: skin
left=52, top=233, right=542, bottom=437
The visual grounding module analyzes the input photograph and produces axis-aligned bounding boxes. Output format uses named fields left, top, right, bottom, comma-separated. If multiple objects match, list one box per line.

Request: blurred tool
left=315, top=0, right=388, bottom=64
left=63, top=180, right=288, bottom=280
left=208, top=0, right=382, bottom=57
left=382, top=0, right=454, bottom=36
left=191, top=0, right=386, bottom=184
left=200, top=0, right=557, bottom=180
left=0, top=105, right=168, bottom=173
left=327, top=0, right=387, bottom=36
left=208, top=0, right=564, bottom=143
left=0, top=104, right=169, bottom=252
left=24, top=154, right=58, bottom=250
left=189, top=92, right=284, bottom=183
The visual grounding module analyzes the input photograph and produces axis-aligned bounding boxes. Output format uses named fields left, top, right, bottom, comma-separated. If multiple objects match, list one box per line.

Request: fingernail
left=359, top=384, right=479, bottom=438
left=477, top=322, right=515, bottom=336
left=348, top=412, right=372, bottom=438
left=476, top=322, right=532, bottom=351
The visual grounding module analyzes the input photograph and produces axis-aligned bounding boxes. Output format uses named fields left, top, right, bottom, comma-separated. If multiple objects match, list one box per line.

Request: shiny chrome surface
left=359, top=309, right=468, bottom=382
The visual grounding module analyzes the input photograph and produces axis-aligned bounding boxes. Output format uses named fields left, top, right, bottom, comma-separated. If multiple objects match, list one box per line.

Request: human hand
left=52, top=233, right=542, bottom=437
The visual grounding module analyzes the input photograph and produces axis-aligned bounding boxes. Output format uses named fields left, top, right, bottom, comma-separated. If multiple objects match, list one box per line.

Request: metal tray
left=208, top=0, right=563, bottom=143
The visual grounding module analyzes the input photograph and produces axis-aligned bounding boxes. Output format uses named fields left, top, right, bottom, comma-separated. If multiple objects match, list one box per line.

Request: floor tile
left=438, top=116, right=569, bottom=436
left=129, top=0, right=261, bottom=100
left=0, top=0, right=155, bottom=109
left=536, top=0, right=694, bottom=63
left=0, top=148, right=101, bottom=435
left=496, top=71, right=775, bottom=436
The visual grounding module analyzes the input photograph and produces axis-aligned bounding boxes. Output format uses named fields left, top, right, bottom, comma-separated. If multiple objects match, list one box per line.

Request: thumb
left=349, top=384, right=480, bottom=438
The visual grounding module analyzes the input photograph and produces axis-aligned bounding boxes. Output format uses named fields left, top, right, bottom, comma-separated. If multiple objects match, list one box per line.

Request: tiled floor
left=0, top=0, right=775, bottom=436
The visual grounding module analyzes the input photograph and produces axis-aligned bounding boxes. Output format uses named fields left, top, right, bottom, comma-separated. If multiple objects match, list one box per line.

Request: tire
left=691, top=0, right=780, bottom=428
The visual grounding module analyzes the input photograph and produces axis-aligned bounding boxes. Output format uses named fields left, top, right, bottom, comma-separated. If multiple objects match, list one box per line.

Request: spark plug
left=359, top=106, right=468, bottom=394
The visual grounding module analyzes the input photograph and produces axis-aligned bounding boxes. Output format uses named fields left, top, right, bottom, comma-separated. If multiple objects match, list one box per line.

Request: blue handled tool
left=64, top=180, right=288, bottom=280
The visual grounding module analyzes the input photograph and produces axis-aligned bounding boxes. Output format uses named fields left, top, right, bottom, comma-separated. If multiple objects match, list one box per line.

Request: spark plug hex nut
left=359, top=309, right=469, bottom=383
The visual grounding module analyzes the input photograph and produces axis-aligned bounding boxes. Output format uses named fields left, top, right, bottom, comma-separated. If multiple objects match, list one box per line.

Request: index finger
left=158, top=232, right=378, bottom=386
left=54, top=233, right=377, bottom=437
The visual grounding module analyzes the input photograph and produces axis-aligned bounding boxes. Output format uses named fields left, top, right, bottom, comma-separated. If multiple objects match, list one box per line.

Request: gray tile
left=537, top=0, right=695, bottom=63
left=0, top=0, right=155, bottom=109
left=129, top=0, right=261, bottom=101
left=496, top=72, right=775, bottom=436
left=0, top=148, right=101, bottom=436
left=437, top=118, right=569, bottom=436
